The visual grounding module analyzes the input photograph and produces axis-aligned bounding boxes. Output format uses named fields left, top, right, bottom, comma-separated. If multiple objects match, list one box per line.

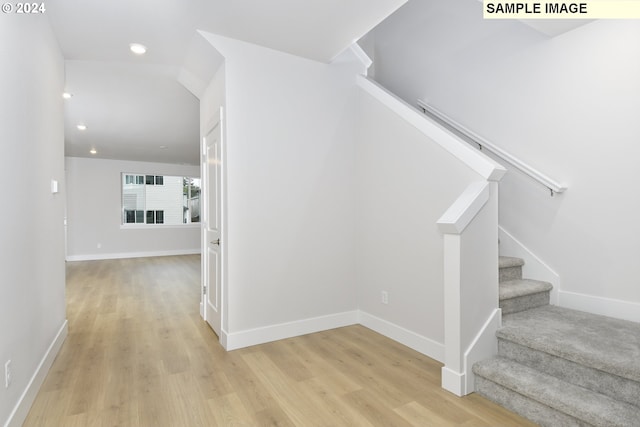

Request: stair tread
left=474, top=357, right=640, bottom=427
left=499, top=279, right=552, bottom=301
left=499, top=305, right=640, bottom=383
left=499, top=256, right=524, bottom=269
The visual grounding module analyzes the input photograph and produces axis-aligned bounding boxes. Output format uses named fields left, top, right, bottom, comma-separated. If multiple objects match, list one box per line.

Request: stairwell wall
left=355, top=83, right=484, bottom=360
left=370, top=0, right=640, bottom=318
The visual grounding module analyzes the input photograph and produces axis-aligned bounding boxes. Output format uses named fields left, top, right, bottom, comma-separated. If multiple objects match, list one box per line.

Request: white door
left=203, top=118, right=222, bottom=337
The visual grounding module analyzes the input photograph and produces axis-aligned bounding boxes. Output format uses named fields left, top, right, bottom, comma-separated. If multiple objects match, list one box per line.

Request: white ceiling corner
left=519, top=19, right=595, bottom=37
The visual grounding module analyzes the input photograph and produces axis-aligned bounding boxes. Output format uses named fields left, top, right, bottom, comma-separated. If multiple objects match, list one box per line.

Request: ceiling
left=48, top=0, right=407, bottom=165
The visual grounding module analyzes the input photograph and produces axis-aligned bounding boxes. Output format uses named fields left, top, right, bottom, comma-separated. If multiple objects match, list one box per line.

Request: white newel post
left=438, top=181, right=501, bottom=396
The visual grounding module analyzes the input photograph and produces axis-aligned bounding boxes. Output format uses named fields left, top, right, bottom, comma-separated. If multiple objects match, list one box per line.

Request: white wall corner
left=358, top=311, right=445, bottom=363
left=499, top=226, right=560, bottom=305
left=218, top=328, right=229, bottom=351
left=463, top=308, right=501, bottom=394
left=5, top=320, right=68, bottom=427
left=349, top=43, right=373, bottom=74
left=441, top=366, right=466, bottom=396
left=177, top=67, right=205, bottom=100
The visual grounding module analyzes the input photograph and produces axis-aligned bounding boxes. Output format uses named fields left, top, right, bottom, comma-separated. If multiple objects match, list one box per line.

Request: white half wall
left=65, top=157, right=200, bottom=260
left=200, top=33, right=363, bottom=335
left=0, top=14, right=67, bottom=427
left=372, top=0, right=640, bottom=312
left=355, top=83, right=483, bottom=354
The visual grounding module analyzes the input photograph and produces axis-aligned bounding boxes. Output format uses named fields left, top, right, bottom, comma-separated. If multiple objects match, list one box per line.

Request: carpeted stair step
left=473, top=357, right=640, bottom=427
left=498, top=305, right=640, bottom=409
left=499, top=279, right=552, bottom=314
left=499, top=256, right=524, bottom=282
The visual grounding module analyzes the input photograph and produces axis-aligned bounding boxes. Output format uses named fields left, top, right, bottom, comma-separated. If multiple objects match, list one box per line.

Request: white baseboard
left=66, top=248, right=201, bottom=262
left=223, top=310, right=445, bottom=364
left=499, top=226, right=560, bottom=305
left=5, top=320, right=68, bottom=427
left=558, top=291, right=640, bottom=323
left=358, top=311, right=445, bottom=363
left=219, top=329, right=229, bottom=350
left=224, top=311, right=360, bottom=351
left=441, top=367, right=465, bottom=397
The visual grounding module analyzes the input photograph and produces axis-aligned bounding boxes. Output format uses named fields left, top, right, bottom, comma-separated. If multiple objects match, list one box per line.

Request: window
left=183, top=177, right=201, bottom=223
left=144, top=175, right=164, bottom=186
left=124, top=209, right=144, bottom=224
left=122, top=173, right=200, bottom=225
left=145, top=210, right=164, bottom=224
left=124, top=174, right=145, bottom=185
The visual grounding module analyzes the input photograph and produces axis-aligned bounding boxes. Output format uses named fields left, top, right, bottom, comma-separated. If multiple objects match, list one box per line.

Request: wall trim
left=558, top=291, right=640, bottom=324
left=223, top=310, right=445, bottom=364
left=441, top=367, right=465, bottom=396
left=442, top=310, right=502, bottom=397
left=5, top=320, right=68, bottom=427
left=224, top=311, right=360, bottom=351
left=358, top=311, right=445, bottom=363
left=463, top=308, right=501, bottom=395
left=66, top=248, right=201, bottom=262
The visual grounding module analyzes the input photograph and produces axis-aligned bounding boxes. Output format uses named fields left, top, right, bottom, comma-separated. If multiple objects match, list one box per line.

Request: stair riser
left=499, top=265, right=522, bottom=282
left=498, top=339, right=640, bottom=409
left=475, top=376, right=589, bottom=427
left=500, top=292, right=550, bottom=315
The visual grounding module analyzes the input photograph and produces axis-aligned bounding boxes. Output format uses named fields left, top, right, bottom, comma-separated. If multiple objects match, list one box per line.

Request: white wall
left=372, top=0, right=640, bottom=313
left=200, top=33, right=363, bottom=338
left=355, top=87, right=481, bottom=354
left=65, top=157, right=200, bottom=260
left=0, top=14, right=67, bottom=427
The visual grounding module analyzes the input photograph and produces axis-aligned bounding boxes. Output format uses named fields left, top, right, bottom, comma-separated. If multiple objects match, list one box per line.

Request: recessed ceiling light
left=89, top=148, right=97, bottom=155
left=77, top=124, right=87, bottom=131
left=159, top=145, right=168, bottom=149
left=62, top=92, right=73, bottom=99
left=129, top=43, right=147, bottom=55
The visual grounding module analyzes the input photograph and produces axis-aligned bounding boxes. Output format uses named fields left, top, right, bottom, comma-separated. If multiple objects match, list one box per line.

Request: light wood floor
left=24, top=255, right=535, bottom=426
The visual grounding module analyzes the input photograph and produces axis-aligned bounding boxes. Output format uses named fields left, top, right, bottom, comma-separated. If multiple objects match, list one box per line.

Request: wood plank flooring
left=24, top=255, right=536, bottom=426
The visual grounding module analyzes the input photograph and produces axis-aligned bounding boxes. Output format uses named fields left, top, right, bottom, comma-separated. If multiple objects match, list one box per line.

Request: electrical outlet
left=381, top=291, right=389, bottom=305
left=97, top=243, right=102, bottom=249
left=5, top=360, right=11, bottom=388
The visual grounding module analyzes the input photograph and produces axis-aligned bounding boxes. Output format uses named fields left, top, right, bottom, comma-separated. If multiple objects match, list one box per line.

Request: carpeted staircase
left=473, top=256, right=640, bottom=427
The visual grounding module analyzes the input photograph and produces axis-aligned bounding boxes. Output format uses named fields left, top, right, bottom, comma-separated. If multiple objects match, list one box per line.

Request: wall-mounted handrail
left=417, top=100, right=567, bottom=196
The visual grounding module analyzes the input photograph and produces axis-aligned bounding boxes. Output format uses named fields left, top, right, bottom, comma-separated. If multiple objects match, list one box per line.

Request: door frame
left=201, top=106, right=227, bottom=347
